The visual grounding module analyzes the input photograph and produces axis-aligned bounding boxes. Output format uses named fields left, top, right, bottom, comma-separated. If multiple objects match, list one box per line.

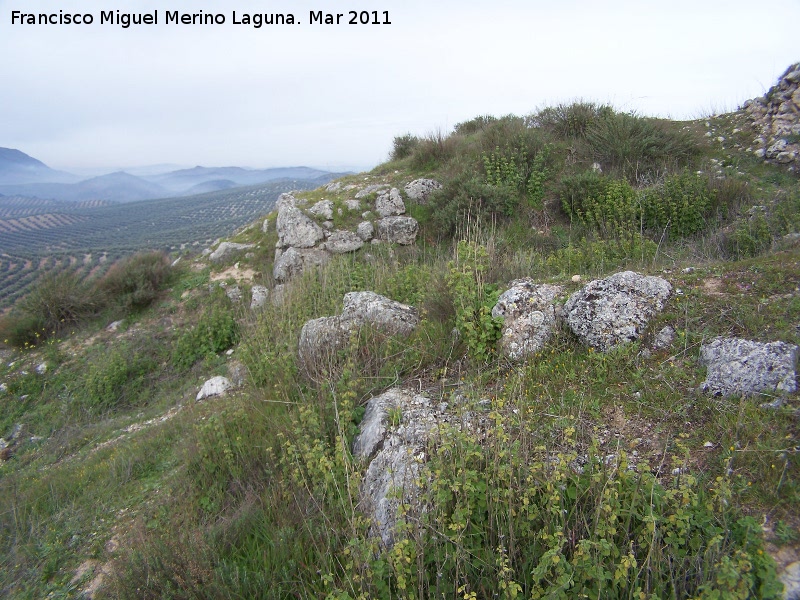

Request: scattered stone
left=652, top=325, right=676, bottom=351
left=491, top=280, right=563, bottom=361
left=571, top=274, right=581, bottom=283
left=357, top=221, right=375, bottom=242
left=0, top=383, right=7, bottom=394
left=308, top=199, right=334, bottom=220
left=225, top=285, right=242, bottom=303
left=699, top=337, right=798, bottom=397
left=324, top=181, right=342, bottom=192
left=781, top=561, right=800, bottom=600
left=324, top=230, right=365, bottom=254
left=403, top=178, right=442, bottom=204
left=345, top=199, right=361, bottom=211
left=563, top=271, right=672, bottom=351
left=375, top=188, right=406, bottom=217
left=262, top=218, right=270, bottom=233
left=196, top=376, right=234, bottom=401
left=35, top=362, right=47, bottom=375
left=250, top=285, right=269, bottom=310
left=227, top=361, right=247, bottom=387
left=355, top=184, right=389, bottom=199
left=377, top=216, right=419, bottom=245
left=209, top=242, right=255, bottom=262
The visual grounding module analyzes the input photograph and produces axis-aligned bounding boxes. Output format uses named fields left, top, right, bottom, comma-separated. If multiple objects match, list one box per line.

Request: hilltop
left=0, top=64, right=799, bottom=599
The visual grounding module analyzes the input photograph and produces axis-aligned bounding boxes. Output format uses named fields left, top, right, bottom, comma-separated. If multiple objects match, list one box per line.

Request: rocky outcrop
left=492, top=280, right=563, bottom=361
left=563, top=271, right=672, bottom=351
left=209, top=242, right=256, bottom=262
left=699, top=337, right=798, bottom=397
left=270, top=187, right=419, bottom=283
left=745, top=63, right=800, bottom=171
left=375, top=188, right=406, bottom=217
left=404, top=178, right=442, bottom=204
left=352, top=388, right=448, bottom=547
left=298, top=292, right=419, bottom=378
left=196, top=376, right=234, bottom=400
left=250, top=285, right=269, bottom=310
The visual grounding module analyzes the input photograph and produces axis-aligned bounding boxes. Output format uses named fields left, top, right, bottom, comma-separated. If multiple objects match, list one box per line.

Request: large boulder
left=308, top=199, right=334, bottom=220
left=356, top=221, right=374, bottom=242
left=492, top=280, right=563, bottom=361
left=297, top=292, right=419, bottom=378
left=273, top=247, right=330, bottom=282
left=377, top=216, right=419, bottom=245
left=404, top=179, right=442, bottom=204
left=209, top=242, right=255, bottom=262
left=276, top=205, right=325, bottom=249
left=324, top=230, right=365, bottom=254
left=340, top=291, right=419, bottom=336
left=699, top=337, right=798, bottom=397
left=563, top=271, right=672, bottom=351
left=375, top=188, right=406, bottom=217
left=353, top=389, right=444, bottom=547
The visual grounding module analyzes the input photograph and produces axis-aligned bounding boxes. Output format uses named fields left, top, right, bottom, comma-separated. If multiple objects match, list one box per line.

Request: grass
left=1, top=99, right=799, bottom=598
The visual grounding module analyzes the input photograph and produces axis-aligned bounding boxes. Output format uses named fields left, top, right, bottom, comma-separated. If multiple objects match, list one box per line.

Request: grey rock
left=652, top=325, right=676, bottom=350
left=227, top=361, right=247, bottom=387
left=324, top=230, right=364, bottom=254
left=325, top=181, right=342, bottom=192
left=357, top=221, right=375, bottom=242
left=781, top=561, right=800, bottom=600
left=273, top=246, right=330, bottom=282
left=262, top=218, right=270, bottom=233
left=563, top=271, right=672, bottom=351
left=209, top=242, right=256, bottom=262
left=275, top=192, right=296, bottom=211
left=375, top=188, right=406, bottom=217
left=271, top=284, right=286, bottom=307
left=308, top=199, right=334, bottom=220
left=297, top=316, right=347, bottom=376
left=340, top=291, right=420, bottom=336
left=699, top=337, right=798, bottom=397
left=276, top=205, right=325, bottom=249
left=225, top=285, right=242, bottom=303
left=107, top=320, right=124, bottom=332
left=355, top=184, right=389, bottom=199
left=403, top=179, right=442, bottom=204
left=0, top=383, right=7, bottom=394
left=345, top=199, right=361, bottom=211
left=196, top=376, right=233, bottom=401
left=250, top=285, right=269, bottom=310
left=377, top=216, right=419, bottom=245
left=492, top=280, right=563, bottom=361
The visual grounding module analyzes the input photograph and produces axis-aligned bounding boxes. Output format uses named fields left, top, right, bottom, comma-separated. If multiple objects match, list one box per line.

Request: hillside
left=0, top=65, right=799, bottom=599
left=0, top=147, right=79, bottom=185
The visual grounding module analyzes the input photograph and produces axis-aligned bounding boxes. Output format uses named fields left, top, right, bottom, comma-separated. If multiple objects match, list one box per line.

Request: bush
left=98, top=251, right=173, bottom=311
left=2, top=271, right=98, bottom=347
left=454, top=114, right=498, bottom=135
left=79, top=343, right=159, bottom=414
left=640, top=171, right=717, bottom=237
left=390, top=133, right=419, bottom=161
left=560, top=173, right=640, bottom=236
left=532, top=101, right=612, bottom=139
left=586, top=112, right=699, bottom=180
left=172, top=298, right=239, bottom=371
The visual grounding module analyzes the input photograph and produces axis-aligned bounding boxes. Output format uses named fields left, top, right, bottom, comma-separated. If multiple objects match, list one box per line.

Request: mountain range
left=0, top=147, right=338, bottom=203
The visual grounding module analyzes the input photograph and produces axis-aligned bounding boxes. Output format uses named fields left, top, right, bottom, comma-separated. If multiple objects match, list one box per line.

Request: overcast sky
left=1, top=0, right=798, bottom=173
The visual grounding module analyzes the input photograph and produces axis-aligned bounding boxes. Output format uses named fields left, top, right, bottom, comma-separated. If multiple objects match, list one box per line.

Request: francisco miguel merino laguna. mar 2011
left=9, top=9, right=393, bottom=27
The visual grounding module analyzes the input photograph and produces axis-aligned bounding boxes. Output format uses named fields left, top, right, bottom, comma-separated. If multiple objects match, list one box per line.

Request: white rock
left=210, top=242, right=255, bottom=262
left=375, top=188, right=406, bottom=217
left=196, top=376, right=233, bottom=401
left=250, top=285, right=269, bottom=310
left=376, top=216, right=419, bottom=245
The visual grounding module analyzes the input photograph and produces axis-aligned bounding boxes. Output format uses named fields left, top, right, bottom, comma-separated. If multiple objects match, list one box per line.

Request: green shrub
left=641, top=171, right=716, bottom=237
left=727, top=210, right=773, bottom=258
left=454, top=114, right=498, bottom=135
left=3, top=271, right=98, bottom=347
left=410, top=130, right=459, bottom=171
left=97, top=251, right=173, bottom=311
left=560, top=173, right=640, bottom=236
left=390, top=133, right=419, bottom=161
left=586, top=112, right=699, bottom=180
left=532, top=101, right=612, bottom=139
left=79, top=343, right=159, bottom=414
left=172, top=299, right=239, bottom=371
left=446, top=240, right=503, bottom=362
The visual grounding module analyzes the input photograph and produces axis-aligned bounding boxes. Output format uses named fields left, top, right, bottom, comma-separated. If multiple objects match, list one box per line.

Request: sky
left=1, top=0, right=798, bottom=174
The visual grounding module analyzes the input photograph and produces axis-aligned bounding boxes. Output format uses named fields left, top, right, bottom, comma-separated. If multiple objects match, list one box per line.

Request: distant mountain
left=0, top=147, right=79, bottom=185
left=148, top=166, right=333, bottom=193
left=0, top=171, right=169, bottom=203
left=179, top=179, right=238, bottom=196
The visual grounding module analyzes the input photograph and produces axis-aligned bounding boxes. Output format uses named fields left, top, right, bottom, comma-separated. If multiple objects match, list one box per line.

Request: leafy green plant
left=532, top=101, right=612, bottom=139
left=79, top=343, right=159, bottom=413
left=561, top=174, right=640, bottom=237
left=172, top=297, right=239, bottom=371
left=640, top=171, right=717, bottom=237
left=98, top=251, right=173, bottom=311
left=446, top=240, right=503, bottom=362
left=390, top=134, right=420, bottom=161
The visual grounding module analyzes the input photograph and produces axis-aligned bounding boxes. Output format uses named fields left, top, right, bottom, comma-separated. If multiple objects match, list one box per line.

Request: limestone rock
left=196, top=376, right=233, bottom=401
left=297, top=316, right=346, bottom=376
left=325, top=181, right=342, bottom=192
left=357, top=221, right=374, bottom=241
left=492, top=280, right=563, bottom=361
left=377, top=216, right=419, bottom=245
left=355, top=184, right=389, bottom=199
left=276, top=205, right=325, bottom=249
left=563, top=271, right=672, bottom=351
left=340, top=291, right=420, bottom=336
left=404, top=178, right=442, bottom=204
left=652, top=325, right=675, bottom=351
left=224, top=285, right=242, bottom=303
left=250, top=285, right=269, bottom=310
left=345, top=199, right=361, bottom=211
left=262, top=218, right=270, bottom=233
left=781, top=562, right=800, bottom=600
left=324, top=230, right=364, bottom=254
left=308, top=199, right=334, bottom=220
left=699, top=337, right=798, bottom=397
left=746, top=63, right=800, bottom=171
left=273, top=247, right=329, bottom=282
left=375, top=188, right=406, bottom=217
left=209, top=242, right=255, bottom=262
left=353, top=388, right=442, bottom=547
